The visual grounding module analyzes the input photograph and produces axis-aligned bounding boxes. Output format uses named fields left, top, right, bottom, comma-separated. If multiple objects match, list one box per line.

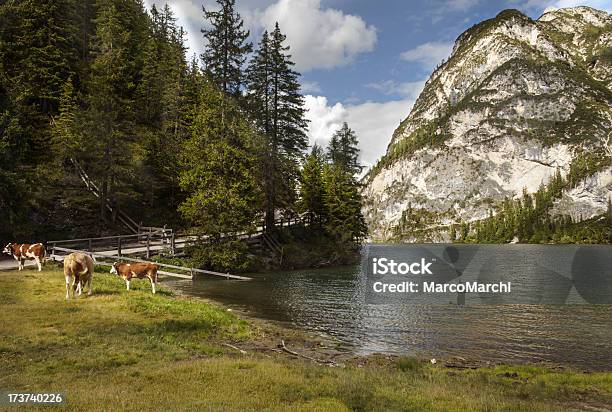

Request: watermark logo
left=361, top=244, right=612, bottom=305
left=372, top=257, right=435, bottom=275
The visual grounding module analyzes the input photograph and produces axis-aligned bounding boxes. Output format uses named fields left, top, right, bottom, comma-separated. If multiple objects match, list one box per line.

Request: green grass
left=1, top=268, right=611, bottom=411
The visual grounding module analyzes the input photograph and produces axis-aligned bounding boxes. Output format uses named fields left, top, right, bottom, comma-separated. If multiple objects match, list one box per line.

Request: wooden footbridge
left=47, top=227, right=252, bottom=281
left=45, top=217, right=301, bottom=281
left=4, top=158, right=305, bottom=280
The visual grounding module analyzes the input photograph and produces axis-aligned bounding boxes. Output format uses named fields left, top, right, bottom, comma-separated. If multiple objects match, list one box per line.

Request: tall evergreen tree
left=322, top=163, right=367, bottom=243
left=247, top=23, right=308, bottom=231
left=328, top=122, right=362, bottom=176
left=319, top=125, right=368, bottom=243
left=246, top=31, right=272, bottom=134
left=137, top=4, right=192, bottom=216
left=51, top=77, right=80, bottom=165
left=269, top=23, right=308, bottom=158
left=83, top=0, right=148, bottom=223
left=200, top=0, right=251, bottom=98
left=0, top=0, right=80, bottom=164
left=298, top=145, right=326, bottom=226
left=179, top=82, right=261, bottom=270
left=449, top=224, right=457, bottom=242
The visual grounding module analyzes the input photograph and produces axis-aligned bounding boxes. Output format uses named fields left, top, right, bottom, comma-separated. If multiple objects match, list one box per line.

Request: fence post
left=146, top=235, right=151, bottom=259
left=88, top=239, right=93, bottom=252
left=171, top=232, right=176, bottom=256
left=117, top=236, right=122, bottom=258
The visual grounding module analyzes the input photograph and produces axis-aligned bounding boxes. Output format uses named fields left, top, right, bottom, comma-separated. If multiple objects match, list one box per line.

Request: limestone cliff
left=363, top=7, right=612, bottom=241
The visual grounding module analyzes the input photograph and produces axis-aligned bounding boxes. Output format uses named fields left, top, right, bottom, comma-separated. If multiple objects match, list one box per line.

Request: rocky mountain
left=363, top=6, right=612, bottom=242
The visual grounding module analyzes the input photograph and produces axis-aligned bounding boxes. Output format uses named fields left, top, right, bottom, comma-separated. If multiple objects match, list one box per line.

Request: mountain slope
left=363, top=7, right=612, bottom=242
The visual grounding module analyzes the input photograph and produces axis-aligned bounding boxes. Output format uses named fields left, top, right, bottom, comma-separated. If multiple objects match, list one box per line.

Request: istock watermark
left=372, top=257, right=434, bottom=275
left=361, top=244, right=612, bottom=305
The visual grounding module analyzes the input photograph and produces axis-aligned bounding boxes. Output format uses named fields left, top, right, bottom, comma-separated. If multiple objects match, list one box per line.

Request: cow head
left=110, top=262, right=118, bottom=275
left=2, top=243, right=12, bottom=255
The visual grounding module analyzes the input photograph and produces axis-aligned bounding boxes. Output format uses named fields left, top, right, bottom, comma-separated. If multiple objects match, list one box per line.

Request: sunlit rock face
left=363, top=7, right=612, bottom=242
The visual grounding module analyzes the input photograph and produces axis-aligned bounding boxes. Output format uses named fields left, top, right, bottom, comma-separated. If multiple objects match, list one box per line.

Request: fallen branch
left=279, top=340, right=336, bottom=366
left=222, top=343, right=247, bottom=354
left=444, top=364, right=479, bottom=369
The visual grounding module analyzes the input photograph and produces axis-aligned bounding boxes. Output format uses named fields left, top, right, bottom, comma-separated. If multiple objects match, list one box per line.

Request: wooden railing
left=48, top=229, right=176, bottom=259
left=49, top=246, right=251, bottom=281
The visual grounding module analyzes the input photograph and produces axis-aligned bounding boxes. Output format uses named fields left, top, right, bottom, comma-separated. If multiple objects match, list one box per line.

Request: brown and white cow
left=110, top=262, right=158, bottom=294
left=63, top=252, right=94, bottom=299
left=3, top=243, right=46, bottom=271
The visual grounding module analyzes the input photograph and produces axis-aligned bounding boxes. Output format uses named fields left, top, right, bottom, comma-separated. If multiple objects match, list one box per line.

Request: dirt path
left=0, top=259, right=37, bottom=271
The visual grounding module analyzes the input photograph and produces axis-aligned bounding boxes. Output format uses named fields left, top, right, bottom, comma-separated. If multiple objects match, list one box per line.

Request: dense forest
left=0, top=0, right=367, bottom=270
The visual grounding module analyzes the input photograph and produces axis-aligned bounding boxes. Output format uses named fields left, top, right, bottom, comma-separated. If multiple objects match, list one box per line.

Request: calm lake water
left=165, top=245, right=612, bottom=370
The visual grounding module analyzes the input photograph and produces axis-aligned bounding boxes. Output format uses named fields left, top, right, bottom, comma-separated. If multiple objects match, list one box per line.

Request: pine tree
left=246, top=31, right=272, bottom=134
left=328, top=122, right=362, bottom=176
left=0, top=0, right=80, bottom=164
left=298, top=145, right=326, bottom=226
left=179, top=82, right=261, bottom=240
left=51, top=77, right=79, bottom=164
left=136, top=4, right=192, bottom=215
left=269, top=23, right=308, bottom=158
left=322, top=164, right=367, bottom=243
left=84, top=0, right=147, bottom=223
left=247, top=24, right=308, bottom=232
left=460, top=221, right=470, bottom=241
left=320, top=122, right=367, bottom=244
left=449, top=224, right=457, bottom=242
left=200, top=0, right=251, bottom=98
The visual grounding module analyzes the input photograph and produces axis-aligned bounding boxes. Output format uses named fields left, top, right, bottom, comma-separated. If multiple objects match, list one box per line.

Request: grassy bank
left=1, top=268, right=611, bottom=411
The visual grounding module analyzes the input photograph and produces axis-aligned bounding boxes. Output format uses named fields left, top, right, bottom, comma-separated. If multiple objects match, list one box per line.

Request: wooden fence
left=45, top=213, right=308, bottom=280
left=48, top=228, right=176, bottom=259
left=49, top=246, right=252, bottom=281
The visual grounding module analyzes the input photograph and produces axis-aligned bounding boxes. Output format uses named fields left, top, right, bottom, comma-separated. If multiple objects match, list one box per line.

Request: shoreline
left=2, top=268, right=611, bottom=410
left=161, top=273, right=609, bottom=373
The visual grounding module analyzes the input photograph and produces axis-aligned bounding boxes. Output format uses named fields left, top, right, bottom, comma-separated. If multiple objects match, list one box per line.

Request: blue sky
left=144, top=0, right=611, bottom=169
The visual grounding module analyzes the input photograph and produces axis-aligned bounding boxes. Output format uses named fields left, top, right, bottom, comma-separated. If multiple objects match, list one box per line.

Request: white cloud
left=429, top=0, right=481, bottom=23
left=301, top=81, right=322, bottom=93
left=258, top=0, right=377, bottom=71
left=304, top=96, right=347, bottom=148
left=145, top=0, right=377, bottom=72
left=445, top=0, right=481, bottom=11
left=366, top=79, right=425, bottom=99
left=304, top=95, right=416, bottom=170
left=555, top=0, right=611, bottom=8
left=516, top=0, right=611, bottom=13
left=400, top=41, right=454, bottom=70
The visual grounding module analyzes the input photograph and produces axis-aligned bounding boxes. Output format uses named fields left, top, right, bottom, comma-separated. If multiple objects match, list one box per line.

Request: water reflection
left=165, top=245, right=612, bottom=370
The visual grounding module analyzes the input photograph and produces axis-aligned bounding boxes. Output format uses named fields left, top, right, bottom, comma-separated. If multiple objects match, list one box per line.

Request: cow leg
left=87, top=277, right=93, bottom=296
left=125, top=279, right=131, bottom=291
left=149, top=276, right=156, bottom=294
left=76, top=281, right=82, bottom=296
left=35, top=257, right=42, bottom=272
left=18, top=259, right=24, bottom=271
left=65, top=276, right=71, bottom=299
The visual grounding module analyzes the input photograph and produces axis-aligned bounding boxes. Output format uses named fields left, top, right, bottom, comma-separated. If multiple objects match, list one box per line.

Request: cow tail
left=42, top=244, right=47, bottom=265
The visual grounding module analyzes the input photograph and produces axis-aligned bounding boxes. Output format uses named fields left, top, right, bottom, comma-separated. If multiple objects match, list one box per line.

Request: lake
left=164, top=244, right=612, bottom=370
